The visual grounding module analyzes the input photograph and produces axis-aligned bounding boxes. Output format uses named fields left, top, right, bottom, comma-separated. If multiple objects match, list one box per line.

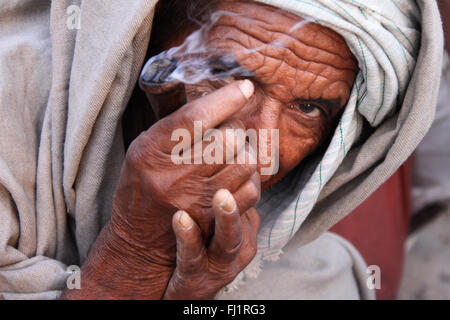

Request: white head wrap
left=233, top=0, right=421, bottom=286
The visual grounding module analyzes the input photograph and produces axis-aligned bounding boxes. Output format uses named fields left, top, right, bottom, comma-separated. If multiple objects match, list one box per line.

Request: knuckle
left=246, top=181, right=261, bottom=204
left=126, top=132, right=163, bottom=170
left=234, top=162, right=257, bottom=180
left=214, top=269, right=238, bottom=287
left=178, top=247, right=207, bottom=272
left=248, top=241, right=257, bottom=258
left=203, top=177, right=222, bottom=201
left=224, top=233, right=244, bottom=256
left=251, top=209, right=262, bottom=228
left=173, top=268, right=201, bottom=289
left=207, top=176, right=229, bottom=197
left=126, top=137, right=146, bottom=169
left=213, top=231, right=243, bottom=260
left=177, top=254, right=205, bottom=275
left=241, top=244, right=257, bottom=267
left=245, top=208, right=261, bottom=231
left=228, top=266, right=242, bottom=282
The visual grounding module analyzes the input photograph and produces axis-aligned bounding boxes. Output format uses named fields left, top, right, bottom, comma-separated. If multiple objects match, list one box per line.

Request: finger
left=209, top=144, right=257, bottom=192
left=188, top=118, right=247, bottom=176
left=232, top=172, right=261, bottom=215
left=237, top=208, right=260, bottom=268
left=150, top=80, right=255, bottom=153
left=172, top=210, right=208, bottom=277
left=244, top=208, right=261, bottom=234
left=208, top=189, right=243, bottom=265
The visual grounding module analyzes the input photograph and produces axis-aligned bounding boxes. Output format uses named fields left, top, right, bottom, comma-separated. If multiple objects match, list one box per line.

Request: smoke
left=140, top=9, right=311, bottom=86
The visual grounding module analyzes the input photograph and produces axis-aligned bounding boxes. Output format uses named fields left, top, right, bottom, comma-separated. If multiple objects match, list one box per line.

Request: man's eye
left=297, top=103, right=322, bottom=117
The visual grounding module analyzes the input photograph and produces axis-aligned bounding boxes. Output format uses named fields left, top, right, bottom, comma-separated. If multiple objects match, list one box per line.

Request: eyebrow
left=308, top=98, right=342, bottom=110
left=219, top=58, right=344, bottom=112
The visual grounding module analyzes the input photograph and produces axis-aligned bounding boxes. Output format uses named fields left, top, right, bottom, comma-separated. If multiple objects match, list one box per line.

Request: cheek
left=237, top=95, right=328, bottom=177
left=277, top=114, right=327, bottom=172
left=260, top=125, right=322, bottom=189
left=278, top=129, right=320, bottom=173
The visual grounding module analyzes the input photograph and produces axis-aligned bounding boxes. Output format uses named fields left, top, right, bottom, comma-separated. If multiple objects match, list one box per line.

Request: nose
left=236, top=86, right=282, bottom=132
left=234, top=88, right=282, bottom=181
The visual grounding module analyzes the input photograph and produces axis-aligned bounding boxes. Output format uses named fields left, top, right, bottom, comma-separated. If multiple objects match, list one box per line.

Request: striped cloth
left=230, top=0, right=421, bottom=288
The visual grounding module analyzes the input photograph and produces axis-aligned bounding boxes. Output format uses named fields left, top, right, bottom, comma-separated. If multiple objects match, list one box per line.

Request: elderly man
left=0, top=0, right=442, bottom=299
left=64, top=0, right=359, bottom=299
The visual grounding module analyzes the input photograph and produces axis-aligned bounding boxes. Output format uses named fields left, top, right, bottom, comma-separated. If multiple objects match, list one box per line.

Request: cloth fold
left=0, top=0, right=157, bottom=299
left=237, top=0, right=426, bottom=286
left=411, top=51, right=450, bottom=213
left=216, top=232, right=375, bottom=300
left=0, top=0, right=443, bottom=299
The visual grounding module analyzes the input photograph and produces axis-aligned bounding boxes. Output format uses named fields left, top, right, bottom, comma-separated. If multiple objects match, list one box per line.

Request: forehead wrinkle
left=274, top=62, right=352, bottom=104
left=209, top=16, right=357, bottom=70
left=258, top=19, right=352, bottom=62
left=208, top=32, right=356, bottom=78
left=275, top=28, right=355, bottom=70
left=208, top=35, right=356, bottom=86
left=213, top=2, right=355, bottom=61
left=263, top=63, right=350, bottom=104
left=299, top=23, right=353, bottom=58
left=203, top=6, right=357, bottom=106
left=209, top=37, right=354, bottom=106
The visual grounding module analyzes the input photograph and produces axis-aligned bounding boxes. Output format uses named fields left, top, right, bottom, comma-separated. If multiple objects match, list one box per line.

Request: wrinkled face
left=154, top=0, right=358, bottom=190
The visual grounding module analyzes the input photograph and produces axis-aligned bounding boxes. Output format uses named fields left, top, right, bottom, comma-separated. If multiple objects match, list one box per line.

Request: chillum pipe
left=139, top=58, right=187, bottom=120
left=139, top=55, right=249, bottom=119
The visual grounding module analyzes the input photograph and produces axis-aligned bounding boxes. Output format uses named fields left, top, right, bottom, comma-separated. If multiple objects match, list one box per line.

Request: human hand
left=110, top=80, right=260, bottom=270
left=164, top=189, right=260, bottom=300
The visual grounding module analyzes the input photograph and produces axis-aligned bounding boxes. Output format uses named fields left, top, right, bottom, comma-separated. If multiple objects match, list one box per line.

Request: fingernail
left=178, top=211, right=193, bottom=230
left=239, top=79, right=254, bottom=100
left=216, top=189, right=236, bottom=214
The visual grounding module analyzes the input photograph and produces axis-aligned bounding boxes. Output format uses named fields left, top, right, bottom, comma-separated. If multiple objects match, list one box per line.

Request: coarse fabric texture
left=411, top=50, right=450, bottom=213
left=225, top=0, right=441, bottom=291
left=247, top=0, right=422, bottom=268
left=216, top=232, right=375, bottom=300
left=0, top=0, right=443, bottom=299
left=0, top=0, right=157, bottom=299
